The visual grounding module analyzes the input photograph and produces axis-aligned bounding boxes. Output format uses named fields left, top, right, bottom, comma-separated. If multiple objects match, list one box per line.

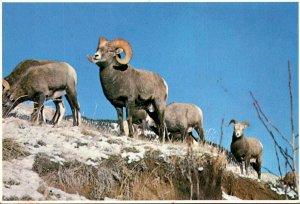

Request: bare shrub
left=3, top=138, right=30, bottom=161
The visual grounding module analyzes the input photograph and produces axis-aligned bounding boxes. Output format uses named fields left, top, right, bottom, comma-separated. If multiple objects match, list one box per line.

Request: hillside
left=2, top=104, right=297, bottom=201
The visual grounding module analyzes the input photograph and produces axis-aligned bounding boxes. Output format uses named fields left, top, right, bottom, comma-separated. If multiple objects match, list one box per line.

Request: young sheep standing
left=229, top=119, right=263, bottom=179
left=149, top=102, right=205, bottom=143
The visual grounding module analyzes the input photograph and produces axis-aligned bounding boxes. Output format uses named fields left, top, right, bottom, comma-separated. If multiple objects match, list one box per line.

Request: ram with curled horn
left=87, top=37, right=168, bottom=142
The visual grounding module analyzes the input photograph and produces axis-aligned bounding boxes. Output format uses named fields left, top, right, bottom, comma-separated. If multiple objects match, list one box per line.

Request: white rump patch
left=163, top=79, right=168, bottom=96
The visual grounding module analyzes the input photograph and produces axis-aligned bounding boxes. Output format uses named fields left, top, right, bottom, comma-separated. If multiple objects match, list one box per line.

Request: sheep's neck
left=232, top=133, right=243, bottom=143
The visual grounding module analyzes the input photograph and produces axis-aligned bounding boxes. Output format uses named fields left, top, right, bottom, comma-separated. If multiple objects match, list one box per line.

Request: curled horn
left=110, top=38, right=132, bottom=65
left=242, top=121, right=250, bottom=127
left=99, top=37, right=108, bottom=45
left=2, top=79, right=10, bottom=90
left=229, top=119, right=237, bottom=126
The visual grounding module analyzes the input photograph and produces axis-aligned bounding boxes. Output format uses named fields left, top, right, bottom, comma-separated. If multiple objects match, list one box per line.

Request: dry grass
left=3, top=138, right=30, bottom=161
left=32, top=149, right=224, bottom=200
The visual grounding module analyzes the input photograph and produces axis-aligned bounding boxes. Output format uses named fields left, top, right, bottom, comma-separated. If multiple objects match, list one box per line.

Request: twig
left=218, top=117, right=225, bottom=154
left=288, top=60, right=298, bottom=193
left=275, top=144, right=283, bottom=179
left=251, top=98, right=293, bottom=169
left=250, top=91, right=291, bottom=147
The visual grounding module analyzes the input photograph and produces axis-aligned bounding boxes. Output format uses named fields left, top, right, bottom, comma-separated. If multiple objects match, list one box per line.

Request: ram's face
left=93, top=44, right=116, bottom=64
left=233, top=123, right=247, bottom=138
left=87, top=37, right=132, bottom=66
left=91, top=38, right=122, bottom=65
left=2, top=90, right=14, bottom=116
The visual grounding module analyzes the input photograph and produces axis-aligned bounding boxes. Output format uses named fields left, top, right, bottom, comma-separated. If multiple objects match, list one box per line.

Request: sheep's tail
left=65, top=63, right=78, bottom=86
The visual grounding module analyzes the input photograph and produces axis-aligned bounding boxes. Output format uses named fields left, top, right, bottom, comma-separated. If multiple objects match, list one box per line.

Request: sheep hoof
left=33, top=121, right=39, bottom=126
left=118, top=132, right=126, bottom=137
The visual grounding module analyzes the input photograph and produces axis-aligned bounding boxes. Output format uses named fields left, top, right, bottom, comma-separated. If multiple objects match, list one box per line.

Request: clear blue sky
left=2, top=2, right=299, bottom=175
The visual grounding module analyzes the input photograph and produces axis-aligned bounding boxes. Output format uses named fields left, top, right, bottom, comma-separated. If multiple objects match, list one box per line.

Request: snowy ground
left=1, top=104, right=295, bottom=201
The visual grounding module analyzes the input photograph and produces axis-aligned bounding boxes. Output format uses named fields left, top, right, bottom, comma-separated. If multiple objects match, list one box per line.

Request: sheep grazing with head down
left=229, top=119, right=263, bottom=179
left=2, top=61, right=81, bottom=127
left=87, top=37, right=168, bottom=142
left=2, top=59, right=64, bottom=124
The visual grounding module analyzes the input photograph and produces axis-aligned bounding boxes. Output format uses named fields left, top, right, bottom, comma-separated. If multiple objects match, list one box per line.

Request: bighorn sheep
left=2, top=59, right=64, bottom=124
left=283, top=171, right=299, bottom=191
left=2, top=61, right=81, bottom=127
left=87, top=37, right=168, bottom=141
left=149, top=102, right=205, bottom=143
left=229, top=119, right=263, bottom=179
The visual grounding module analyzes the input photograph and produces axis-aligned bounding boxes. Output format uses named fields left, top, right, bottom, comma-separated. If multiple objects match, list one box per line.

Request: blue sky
left=2, top=2, right=299, bottom=175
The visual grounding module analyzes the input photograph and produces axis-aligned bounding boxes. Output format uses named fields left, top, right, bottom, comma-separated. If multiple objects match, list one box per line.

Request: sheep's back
left=134, top=68, right=167, bottom=101
left=165, top=103, right=201, bottom=132
left=246, top=137, right=263, bottom=156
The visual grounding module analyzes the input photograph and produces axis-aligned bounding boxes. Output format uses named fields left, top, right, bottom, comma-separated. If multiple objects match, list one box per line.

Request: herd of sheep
left=4, top=36, right=294, bottom=182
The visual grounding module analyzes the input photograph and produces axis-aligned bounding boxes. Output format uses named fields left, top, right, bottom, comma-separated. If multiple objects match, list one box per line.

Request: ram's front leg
left=116, top=107, right=125, bottom=136
left=126, top=102, right=135, bottom=138
left=33, top=93, right=46, bottom=126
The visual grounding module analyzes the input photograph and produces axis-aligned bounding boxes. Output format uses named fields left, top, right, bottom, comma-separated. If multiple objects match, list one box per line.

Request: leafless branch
left=250, top=97, right=293, bottom=169
left=250, top=92, right=291, bottom=147
left=219, top=117, right=225, bottom=154
left=275, top=143, right=283, bottom=179
left=288, top=60, right=295, bottom=143
left=288, top=60, right=298, bottom=194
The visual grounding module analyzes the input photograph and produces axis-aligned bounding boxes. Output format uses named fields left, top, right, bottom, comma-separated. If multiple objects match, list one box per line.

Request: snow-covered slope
left=2, top=104, right=296, bottom=201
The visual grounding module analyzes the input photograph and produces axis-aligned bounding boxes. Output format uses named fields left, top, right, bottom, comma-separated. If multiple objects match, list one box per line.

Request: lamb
left=283, top=171, right=299, bottom=191
left=149, top=102, right=205, bottom=143
left=131, top=109, right=148, bottom=138
left=229, top=119, right=263, bottom=179
left=87, top=37, right=168, bottom=141
left=2, top=59, right=64, bottom=124
left=2, top=61, right=81, bottom=127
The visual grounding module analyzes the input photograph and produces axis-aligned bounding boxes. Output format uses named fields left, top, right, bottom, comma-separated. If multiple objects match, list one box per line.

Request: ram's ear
left=242, top=121, right=250, bottom=127
left=116, top=48, right=124, bottom=55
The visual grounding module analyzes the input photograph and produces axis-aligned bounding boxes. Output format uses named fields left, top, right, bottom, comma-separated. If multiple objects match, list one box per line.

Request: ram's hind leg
left=257, top=155, right=262, bottom=179
left=153, top=100, right=166, bottom=143
left=66, top=93, right=81, bottom=126
left=195, top=126, right=205, bottom=144
left=51, top=96, right=63, bottom=124
left=53, top=100, right=66, bottom=128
